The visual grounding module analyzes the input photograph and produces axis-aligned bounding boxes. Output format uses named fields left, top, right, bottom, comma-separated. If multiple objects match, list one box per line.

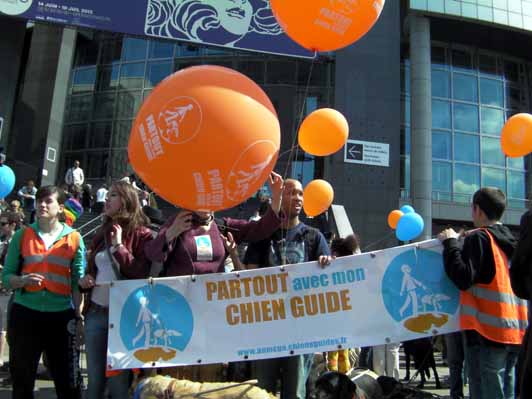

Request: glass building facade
left=410, top=0, right=532, bottom=32
left=401, top=42, right=530, bottom=208
left=62, top=32, right=335, bottom=185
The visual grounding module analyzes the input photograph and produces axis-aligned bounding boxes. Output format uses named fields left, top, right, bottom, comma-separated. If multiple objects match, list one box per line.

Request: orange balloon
left=128, top=65, right=280, bottom=211
left=270, top=0, right=386, bottom=52
left=387, top=210, right=403, bottom=230
left=298, top=108, right=349, bottom=156
left=303, top=179, right=334, bottom=217
left=501, top=113, right=532, bottom=157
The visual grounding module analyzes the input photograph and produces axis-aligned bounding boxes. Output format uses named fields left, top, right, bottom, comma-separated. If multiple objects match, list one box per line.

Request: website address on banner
left=237, top=337, right=348, bottom=357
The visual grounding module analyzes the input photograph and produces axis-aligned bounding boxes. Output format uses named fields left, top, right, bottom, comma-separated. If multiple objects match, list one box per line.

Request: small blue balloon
left=400, top=205, right=415, bottom=214
left=396, top=212, right=424, bottom=242
left=0, top=165, right=15, bottom=199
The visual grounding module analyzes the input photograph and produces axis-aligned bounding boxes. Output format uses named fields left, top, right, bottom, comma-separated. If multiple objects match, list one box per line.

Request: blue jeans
left=465, top=341, right=519, bottom=399
left=445, top=332, right=465, bottom=399
left=85, top=307, right=129, bottom=399
left=252, top=354, right=313, bottom=399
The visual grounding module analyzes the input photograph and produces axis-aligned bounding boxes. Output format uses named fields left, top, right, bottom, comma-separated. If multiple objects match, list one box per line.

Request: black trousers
left=8, top=303, right=81, bottom=399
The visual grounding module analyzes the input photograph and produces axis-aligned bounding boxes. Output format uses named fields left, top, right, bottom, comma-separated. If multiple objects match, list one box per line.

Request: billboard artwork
left=0, top=0, right=312, bottom=58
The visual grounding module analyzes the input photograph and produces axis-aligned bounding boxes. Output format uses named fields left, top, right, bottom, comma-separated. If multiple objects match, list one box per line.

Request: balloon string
left=277, top=145, right=300, bottom=160
left=282, top=51, right=318, bottom=181
left=280, top=50, right=318, bottom=260
left=362, top=230, right=398, bottom=252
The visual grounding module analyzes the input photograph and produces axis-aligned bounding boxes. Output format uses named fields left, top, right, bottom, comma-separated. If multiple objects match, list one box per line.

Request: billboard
left=0, top=0, right=312, bottom=58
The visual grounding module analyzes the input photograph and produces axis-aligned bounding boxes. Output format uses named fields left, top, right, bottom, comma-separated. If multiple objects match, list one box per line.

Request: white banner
left=108, top=239, right=460, bottom=370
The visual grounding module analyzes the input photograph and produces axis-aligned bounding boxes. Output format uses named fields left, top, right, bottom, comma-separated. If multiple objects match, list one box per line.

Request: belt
left=89, top=302, right=109, bottom=313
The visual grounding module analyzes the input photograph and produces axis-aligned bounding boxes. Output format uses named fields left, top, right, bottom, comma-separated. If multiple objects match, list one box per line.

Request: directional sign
left=344, top=139, right=389, bottom=167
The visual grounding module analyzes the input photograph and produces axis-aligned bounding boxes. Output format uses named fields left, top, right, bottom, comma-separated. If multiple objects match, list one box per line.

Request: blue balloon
left=0, top=165, right=15, bottom=199
left=396, top=212, right=424, bottom=242
left=400, top=205, right=415, bottom=214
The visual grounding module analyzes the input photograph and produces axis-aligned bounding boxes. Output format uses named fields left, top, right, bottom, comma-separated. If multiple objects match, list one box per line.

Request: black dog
left=402, top=338, right=441, bottom=389
left=314, top=372, right=359, bottom=399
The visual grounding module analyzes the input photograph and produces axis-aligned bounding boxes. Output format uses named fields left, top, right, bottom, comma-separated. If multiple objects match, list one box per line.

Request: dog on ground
left=402, top=338, right=441, bottom=389
left=133, top=374, right=276, bottom=399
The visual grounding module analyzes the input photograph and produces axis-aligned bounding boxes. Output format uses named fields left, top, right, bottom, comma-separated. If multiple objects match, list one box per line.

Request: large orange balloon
left=128, top=65, right=280, bottom=211
left=387, top=210, right=403, bottom=230
left=303, top=179, right=334, bottom=217
left=298, top=108, right=349, bottom=156
left=270, top=0, right=385, bottom=52
left=501, top=113, right=532, bottom=158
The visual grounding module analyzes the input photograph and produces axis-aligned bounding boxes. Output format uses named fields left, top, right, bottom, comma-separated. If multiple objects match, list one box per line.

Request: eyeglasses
left=0, top=222, right=9, bottom=226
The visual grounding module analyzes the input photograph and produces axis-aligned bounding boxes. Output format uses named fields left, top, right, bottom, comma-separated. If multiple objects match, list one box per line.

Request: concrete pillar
left=409, top=16, right=432, bottom=240
left=41, top=27, right=77, bottom=186
left=0, top=16, right=26, bottom=149
left=9, top=23, right=76, bottom=187
left=327, top=0, right=401, bottom=250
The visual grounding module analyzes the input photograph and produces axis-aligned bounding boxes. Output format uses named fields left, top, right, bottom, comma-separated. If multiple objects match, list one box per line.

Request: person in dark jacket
left=438, top=187, right=526, bottom=399
left=509, top=207, right=532, bottom=397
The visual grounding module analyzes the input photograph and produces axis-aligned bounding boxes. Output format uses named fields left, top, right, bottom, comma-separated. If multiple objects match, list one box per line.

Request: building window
left=432, top=69, right=450, bottom=98
left=96, top=65, right=119, bottom=92
left=149, top=41, right=174, bottom=59
left=119, top=62, right=145, bottom=89
left=71, top=67, right=96, bottom=93
left=432, top=130, right=451, bottom=160
left=401, top=43, right=529, bottom=208
left=121, top=38, right=147, bottom=62
left=63, top=32, right=334, bottom=181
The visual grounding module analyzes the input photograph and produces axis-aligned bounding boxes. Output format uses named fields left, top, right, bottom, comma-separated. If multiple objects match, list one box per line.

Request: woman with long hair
left=79, top=181, right=154, bottom=399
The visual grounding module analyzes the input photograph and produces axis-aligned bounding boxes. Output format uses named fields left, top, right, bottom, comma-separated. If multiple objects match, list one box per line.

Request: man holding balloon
left=245, top=178, right=333, bottom=399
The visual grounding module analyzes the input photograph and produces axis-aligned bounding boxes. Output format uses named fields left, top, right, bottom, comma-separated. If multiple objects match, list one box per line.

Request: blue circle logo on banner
left=120, top=284, right=194, bottom=363
left=381, top=249, right=459, bottom=334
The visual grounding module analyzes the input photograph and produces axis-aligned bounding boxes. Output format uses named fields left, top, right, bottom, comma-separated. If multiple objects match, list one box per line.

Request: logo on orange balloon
left=270, top=0, right=385, bottom=52
left=226, top=141, right=278, bottom=203
left=157, top=97, right=202, bottom=145
left=129, top=65, right=280, bottom=212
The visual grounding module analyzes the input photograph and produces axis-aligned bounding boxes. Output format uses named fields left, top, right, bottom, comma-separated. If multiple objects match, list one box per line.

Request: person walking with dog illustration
left=132, top=297, right=155, bottom=348
left=399, top=264, right=426, bottom=318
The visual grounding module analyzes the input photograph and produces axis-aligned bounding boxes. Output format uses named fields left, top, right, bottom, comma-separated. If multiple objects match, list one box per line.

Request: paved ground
left=0, top=293, right=466, bottom=398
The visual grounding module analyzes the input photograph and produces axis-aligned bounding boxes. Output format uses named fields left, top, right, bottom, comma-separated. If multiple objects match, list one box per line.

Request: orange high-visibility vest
left=20, top=227, right=80, bottom=296
left=460, top=229, right=528, bottom=344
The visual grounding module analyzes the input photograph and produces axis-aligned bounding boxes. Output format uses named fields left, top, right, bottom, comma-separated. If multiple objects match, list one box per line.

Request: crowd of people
left=0, top=159, right=529, bottom=399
